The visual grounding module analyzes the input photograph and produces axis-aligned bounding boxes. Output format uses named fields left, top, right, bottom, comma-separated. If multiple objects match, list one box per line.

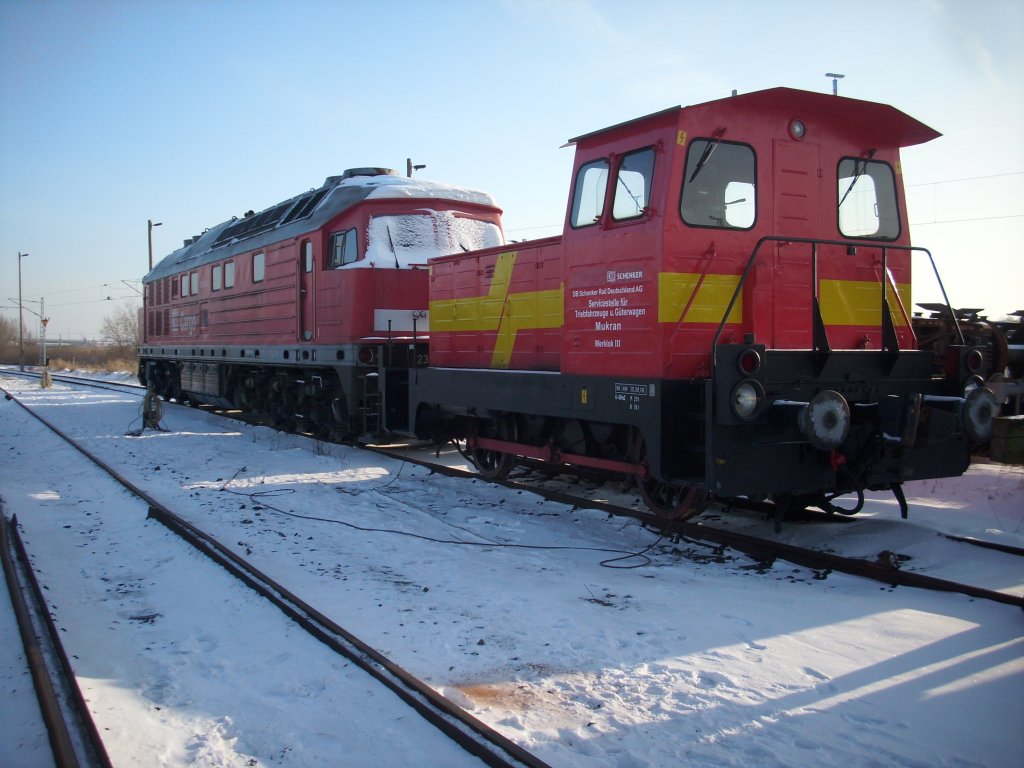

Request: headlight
left=736, top=348, right=762, bottom=375
left=730, top=379, right=765, bottom=421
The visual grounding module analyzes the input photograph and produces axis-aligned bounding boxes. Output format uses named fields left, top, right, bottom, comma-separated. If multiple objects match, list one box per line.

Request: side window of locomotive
left=253, top=252, right=265, bottom=283
left=680, top=140, right=756, bottom=229
left=570, top=159, right=609, bottom=228
left=190, top=271, right=199, bottom=296
left=180, top=274, right=189, bottom=297
left=837, top=158, right=900, bottom=240
left=612, top=148, right=656, bottom=221
left=212, top=264, right=222, bottom=292
left=224, top=260, right=235, bottom=288
left=329, top=229, right=359, bottom=268
left=302, top=240, right=313, bottom=272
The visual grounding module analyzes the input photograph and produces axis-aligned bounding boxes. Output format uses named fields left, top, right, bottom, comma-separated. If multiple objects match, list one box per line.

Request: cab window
left=837, top=158, right=900, bottom=240
left=612, top=148, right=656, bottom=220
left=329, top=228, right=359, bottom=268
left=680, top=139, right=756, bottom=229
left=570, top=159, right=609, bottom=228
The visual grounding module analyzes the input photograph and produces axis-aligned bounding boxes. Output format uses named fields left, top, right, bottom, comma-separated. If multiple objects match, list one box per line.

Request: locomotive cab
left=558, top=88, right=995, bottom=516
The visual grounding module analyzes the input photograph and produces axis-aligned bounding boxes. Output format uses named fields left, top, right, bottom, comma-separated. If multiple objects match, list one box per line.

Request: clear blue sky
left=2, top=0, right=1022, bottom=339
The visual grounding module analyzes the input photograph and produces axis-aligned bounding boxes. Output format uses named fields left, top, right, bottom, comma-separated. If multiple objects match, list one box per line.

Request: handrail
left=677, top=242, right=718, bottom=326
left=667, top=242, right=720, bottom=359
left=709, top=236, right=962, bottom=373
left=881, top=251, right=915, bottom=334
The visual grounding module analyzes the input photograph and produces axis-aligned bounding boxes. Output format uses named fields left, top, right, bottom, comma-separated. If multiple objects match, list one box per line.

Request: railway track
left=0, top=380, right=551, bottom=768
left=1, top=366, right=144, bottom=394
left=1, top=504, right=112, bottom=768
left=7, top=371, right=1023, bottom=611
left=370, top=447, right=1024, bottom=610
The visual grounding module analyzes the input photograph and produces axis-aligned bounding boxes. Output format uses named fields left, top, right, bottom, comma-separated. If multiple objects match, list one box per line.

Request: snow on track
left=2, top=374, right=1022, bottom=767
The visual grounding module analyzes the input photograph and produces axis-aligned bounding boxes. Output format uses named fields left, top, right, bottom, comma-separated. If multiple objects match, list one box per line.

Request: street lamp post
left=17, top=251, right=28, bottom=371
left=148, top=219, right=163, bottom=270
left=40, top=296, right=49, bottom=367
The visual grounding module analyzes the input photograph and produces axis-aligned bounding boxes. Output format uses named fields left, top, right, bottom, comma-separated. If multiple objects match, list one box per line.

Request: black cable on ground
left=218, top=467, right=661, bottom=569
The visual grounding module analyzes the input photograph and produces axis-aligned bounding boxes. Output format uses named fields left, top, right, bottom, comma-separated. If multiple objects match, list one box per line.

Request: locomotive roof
left=567, top=87, right=941, bottom=148
left=144, top=171, right=499, bottom=283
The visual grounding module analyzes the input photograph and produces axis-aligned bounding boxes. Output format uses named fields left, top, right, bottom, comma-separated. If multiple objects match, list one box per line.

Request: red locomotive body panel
left=143, top=173, right=502, bottom=352
left=560, top=108, right=678, bottom=379
left=428, top=237, right=562, bottom=370
left=427, top=88, right=934, bottom=380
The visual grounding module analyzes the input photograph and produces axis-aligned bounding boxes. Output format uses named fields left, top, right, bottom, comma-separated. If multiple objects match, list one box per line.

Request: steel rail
left=943, top=534, right=1024, bottom=558
left=1, top=367, right=145, bottom=395
left=0, top=384, right=551, bottom=768
left=1, top=504, right=113, bottom=768
left=673, top=519, right=1024, bottom=608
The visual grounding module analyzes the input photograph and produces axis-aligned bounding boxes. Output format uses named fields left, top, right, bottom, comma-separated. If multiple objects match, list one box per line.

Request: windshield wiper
left=838, top=148, right=877, bottom=208
left=688, top=136, right=722, bottom=184
left=616, top=174, right=643, bottom=215
left=386, top=224, right=400, bottom=268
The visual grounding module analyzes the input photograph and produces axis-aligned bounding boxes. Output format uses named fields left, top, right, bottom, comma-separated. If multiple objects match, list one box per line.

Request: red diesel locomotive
left=138, top=169, right=503, bottom=435
left=139, top=87, right=996, bottom=522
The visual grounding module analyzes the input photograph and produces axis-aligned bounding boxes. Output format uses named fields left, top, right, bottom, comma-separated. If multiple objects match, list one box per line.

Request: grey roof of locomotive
left=143, top=169, right=498, bottom=283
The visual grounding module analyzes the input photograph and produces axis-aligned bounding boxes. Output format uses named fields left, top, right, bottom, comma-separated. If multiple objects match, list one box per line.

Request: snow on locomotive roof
left=351, top=173, right=497, bottom=207
left=144, top=170, right=498, bottom=283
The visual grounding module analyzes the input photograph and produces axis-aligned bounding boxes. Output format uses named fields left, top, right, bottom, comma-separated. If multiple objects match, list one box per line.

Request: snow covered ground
left=1, top=372, right=1022, bottom=767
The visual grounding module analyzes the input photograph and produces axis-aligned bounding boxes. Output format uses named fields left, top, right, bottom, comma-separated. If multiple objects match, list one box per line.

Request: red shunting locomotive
left=139, top=88, right=997, bottom=523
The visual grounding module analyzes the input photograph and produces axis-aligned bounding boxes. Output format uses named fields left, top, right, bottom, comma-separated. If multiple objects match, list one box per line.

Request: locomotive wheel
left=633, top=432, right=709, bottom=521
left=470, top=415, right=518, bottom=481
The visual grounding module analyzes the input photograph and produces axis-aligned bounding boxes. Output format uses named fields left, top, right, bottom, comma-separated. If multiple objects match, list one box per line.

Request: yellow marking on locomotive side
left=491, top=285, right=564, bottom=368
left=431, top=263, right=912, bottom=365
left=428, top=250, right=564, bottom=369
left=819, top=279, right=912, bottom=327
left=658, top=272, right=743, bottom=324
left=429, top=251, right=519, bottom=333
left=677, top=130, right=687, bottom=146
